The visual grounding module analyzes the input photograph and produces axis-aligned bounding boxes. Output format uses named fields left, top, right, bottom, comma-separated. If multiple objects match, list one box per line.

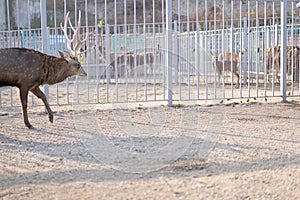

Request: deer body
left=213, top=49, right=246, bottom=88
left=212, top=59, right=239, bottom=88
left=0, top=10, right=88, bottom=128
left=266, top=45, right=299, bottom=82
left=127, top=51, right=160, bottom=75
left=218, top=52, right=240, bottom=63
left=0, top=48, right=86, bottom=128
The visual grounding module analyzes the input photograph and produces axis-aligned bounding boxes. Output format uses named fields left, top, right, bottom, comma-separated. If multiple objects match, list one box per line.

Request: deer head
left=61, top=11, right=87, bottom=58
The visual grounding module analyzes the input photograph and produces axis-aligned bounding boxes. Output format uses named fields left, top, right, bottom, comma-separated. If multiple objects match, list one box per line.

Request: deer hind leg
left=30, top=87, right=54, bottom=123
left=19, top=87, right=32, bottom=129
left=148, top=63, right=153, bottom=74
left=218, top=73, right=221, bottom=87
left=234, top=71, right=240, bottom=88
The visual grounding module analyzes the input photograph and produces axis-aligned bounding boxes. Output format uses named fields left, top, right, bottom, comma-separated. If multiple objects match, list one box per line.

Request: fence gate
left=0, top=0, right=298, bottom=108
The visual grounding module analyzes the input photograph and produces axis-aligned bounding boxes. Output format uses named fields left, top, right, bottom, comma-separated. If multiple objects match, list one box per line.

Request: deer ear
left=58, top=51, right=72, bottom=59
left=58, top=51, right=66, bottom=58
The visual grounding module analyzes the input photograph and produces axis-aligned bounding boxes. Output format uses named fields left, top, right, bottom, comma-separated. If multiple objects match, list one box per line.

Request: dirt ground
left=0, top=98, right=299, bottom=200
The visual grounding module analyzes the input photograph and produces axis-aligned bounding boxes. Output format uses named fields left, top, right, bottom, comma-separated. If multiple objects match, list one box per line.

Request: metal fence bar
left=281, top=0, right=287, bottom=102
left=166, top=0, right=172, bottom=106
left=40, top=0, right=50, bottom=105
left=263, top=1, right=267, bottom=97
left=255, top=1, right=259, bottom=97
left=230, top=0, right=234, bottom=98
left=105, top=23, right=110, bottom=102
left=204, top=0, right=208, bottom=100
left=143, top=0, right=147, bottom=101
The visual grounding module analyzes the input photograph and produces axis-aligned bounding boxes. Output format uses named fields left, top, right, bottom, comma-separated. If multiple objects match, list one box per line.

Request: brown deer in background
left=211, top=49, right=246, bottom=88
left=0, top=11, right=87, bottom=129
left=211, top=54, right=240, bottom=88
left=127, top=51, right=160, bottom=75
left=266, top=45, right=299, bottom=82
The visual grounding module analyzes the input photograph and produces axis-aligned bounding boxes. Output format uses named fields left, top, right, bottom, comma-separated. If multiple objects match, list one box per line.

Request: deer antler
left=61, top=12, right=74, bottom=54
left=61, top=11, right=85, bottom=57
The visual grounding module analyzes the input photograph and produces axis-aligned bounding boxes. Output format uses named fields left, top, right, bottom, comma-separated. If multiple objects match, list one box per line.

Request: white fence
left=0, top=0, right=299, bottom=107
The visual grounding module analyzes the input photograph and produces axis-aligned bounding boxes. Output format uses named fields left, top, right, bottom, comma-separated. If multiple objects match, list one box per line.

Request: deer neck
left=44, top=56, right=73, bottom=85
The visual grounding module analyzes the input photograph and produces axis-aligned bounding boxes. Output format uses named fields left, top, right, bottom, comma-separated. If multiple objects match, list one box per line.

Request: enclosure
left=1, top=0, right=300, bottom=106
left=0, top=0, right=300, bottom=199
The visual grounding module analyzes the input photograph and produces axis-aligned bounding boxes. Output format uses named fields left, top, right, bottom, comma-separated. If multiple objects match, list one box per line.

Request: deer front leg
left=19, top=87, right=32, bottom=129
left=234, top=72, right=240, bottom=89
left=30, top=87, right=54, bottom=123
left=218, top=73, right=221, bottom=87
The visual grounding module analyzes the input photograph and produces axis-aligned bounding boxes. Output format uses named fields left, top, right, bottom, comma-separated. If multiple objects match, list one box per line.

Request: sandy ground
left=0, top=98, right=299, bottom=199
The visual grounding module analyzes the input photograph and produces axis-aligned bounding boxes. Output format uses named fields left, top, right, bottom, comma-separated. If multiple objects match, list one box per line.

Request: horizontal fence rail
left=0, top=0, right=299, bottom=107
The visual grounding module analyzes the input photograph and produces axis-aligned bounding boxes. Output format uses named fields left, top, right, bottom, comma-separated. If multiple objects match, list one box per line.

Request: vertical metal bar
left=162, top=0, right=166, bottom=100
left=64, top=0, right=66, bottom=16
left=230, top=0, right=234, bottom=97
left=124, top=0, right=128, bottom=102
left=83, top=0, right=89, bottom=103
left=40, top=0, right=49, bottom=103
left=196, top=0, right=199, bottom=99
left=6, top=0, right=11, bottom=46
left=274, top=25, right=278, bottom=46
left=63, top=0, right=69, bottom=104
left=143, top=0, right=147, bottom=101
left=187, top=0, right=190, bottom=100
left=255, top=0, right=259, bottom=97
left=264, top=1, right=267, bottom=97
left=95, top=0, right=99, bottom=103
left=54, top=0, right=59, bottom=105
left=74, top=0, right=77, bottom=26
left=16, top=0, right=20, bottom=41
left=114, top=0, right=118, bottom=102
left=221, top=0, right=225, bottom=98
left=213, top=0, right=217, bottom=98
left=272, top=1, right=275, bottom=95
left=134, top=0, right=138, bottom=101
left=280, top=0, right=287, bottom=102
left=152, top=0, right=156, bottom=101
left=53, top=0, right=57, bottom=35
left=247, top=0, right=251, bottom=97
left=27, top=0, right=31, bottom=47
left=75, top=1, right=79, bottom=104
left=105, top=0, right=107, bottom=25
left=178, top=0, right=181, bottom=100
left=105, top=24, right=110, bottom=102
left=299, top=7, right=300, bottom=95
left=174, top=20, right=178, bottom=86
left=205, top=0, right=208, bottom=99
left=166, top=0, right=173, bottom=106
left=239, top=0, right=243, bottom=94
left=291, top=2, right=294, bottom=95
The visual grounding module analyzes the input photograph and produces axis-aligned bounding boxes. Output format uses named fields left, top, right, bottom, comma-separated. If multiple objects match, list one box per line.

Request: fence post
left=105, top=24, right=111, bottom=84
left=275, top=24, right=278, bottom=46
left=243, top=17, right=248, bottom=85
left=21, top=30, right=25, bottom=48
left=280, top=0, right=287, bottom=102
left=166, top=0, right=172, bottom=106
left=174, top=20, right=178, bottom=85
left=40, top=0, right=49, bottom=102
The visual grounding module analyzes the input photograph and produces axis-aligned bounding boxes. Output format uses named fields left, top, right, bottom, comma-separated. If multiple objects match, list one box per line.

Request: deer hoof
left=25, top=123, right=34, bottom=129
left=49, top=115, right=54, bottom=123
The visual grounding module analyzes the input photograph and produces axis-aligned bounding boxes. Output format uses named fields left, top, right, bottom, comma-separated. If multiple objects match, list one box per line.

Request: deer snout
left=78, top=66, right=87, bottom=77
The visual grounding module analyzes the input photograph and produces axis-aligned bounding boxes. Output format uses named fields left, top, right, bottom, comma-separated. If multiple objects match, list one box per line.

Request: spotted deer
left=0, top=11, right=87, bottom=128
